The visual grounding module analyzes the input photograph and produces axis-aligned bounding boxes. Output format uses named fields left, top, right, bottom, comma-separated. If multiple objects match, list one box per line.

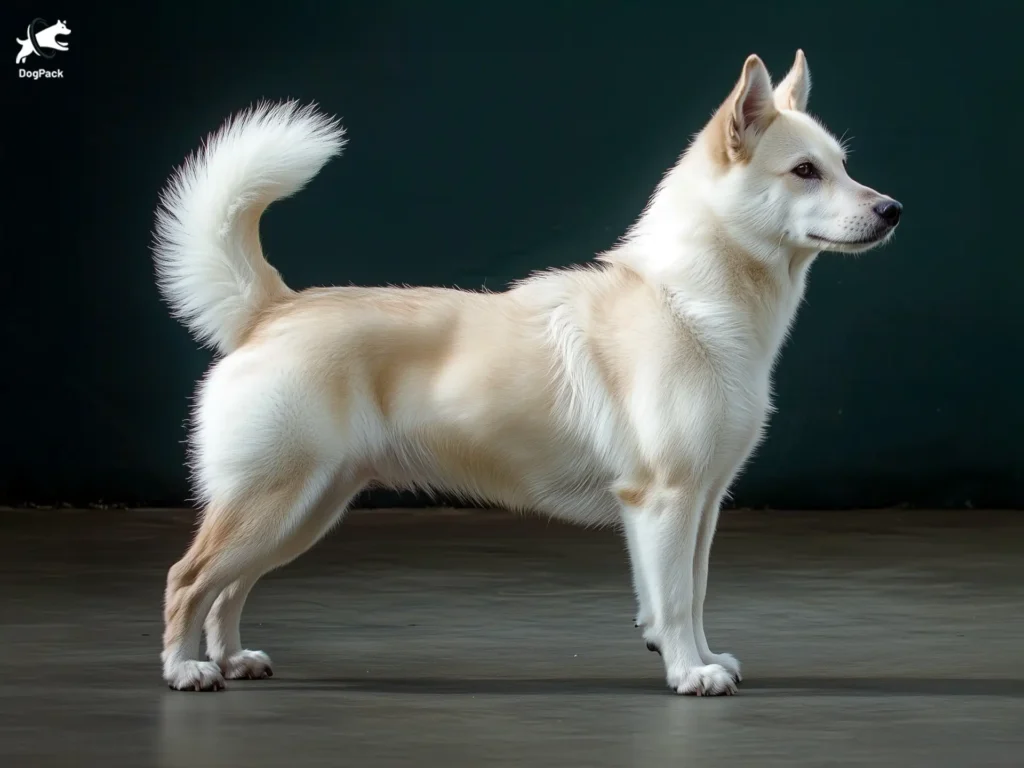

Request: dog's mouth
left=807, top=230, right=892, bottom=252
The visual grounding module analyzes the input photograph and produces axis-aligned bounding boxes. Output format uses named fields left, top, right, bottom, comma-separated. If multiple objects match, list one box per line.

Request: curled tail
left=152, top=100, right=346, bottom=356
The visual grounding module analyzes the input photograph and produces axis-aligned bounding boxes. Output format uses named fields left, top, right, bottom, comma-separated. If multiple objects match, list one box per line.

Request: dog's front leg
left=621, top=513, right=653, bottom=629
left=691, top=489, right=742, bottom=682
left=620, top=483, right=737, bottom=696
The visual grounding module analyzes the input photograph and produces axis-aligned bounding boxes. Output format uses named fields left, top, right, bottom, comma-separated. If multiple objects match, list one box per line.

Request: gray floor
left=1, top=507, right=1022, bottom=767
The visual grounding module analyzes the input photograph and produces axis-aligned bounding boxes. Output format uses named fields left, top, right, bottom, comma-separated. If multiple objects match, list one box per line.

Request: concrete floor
left=1, top=507, right=1022, bottom=767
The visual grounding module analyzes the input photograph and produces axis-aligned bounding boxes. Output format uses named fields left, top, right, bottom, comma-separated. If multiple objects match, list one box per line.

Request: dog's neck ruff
left=603, top=167, right=819, bottom=372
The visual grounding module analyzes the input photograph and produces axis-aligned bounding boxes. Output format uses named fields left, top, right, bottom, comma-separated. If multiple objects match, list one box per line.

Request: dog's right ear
left=725, top=55, right=778, bottom=162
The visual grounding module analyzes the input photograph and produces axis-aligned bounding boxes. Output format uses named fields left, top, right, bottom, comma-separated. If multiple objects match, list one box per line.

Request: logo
left=16, top=18, right=70, bottom=79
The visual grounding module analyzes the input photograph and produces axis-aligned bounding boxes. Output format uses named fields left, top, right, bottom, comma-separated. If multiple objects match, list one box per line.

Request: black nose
left=873, top=199, right=902, bottom=226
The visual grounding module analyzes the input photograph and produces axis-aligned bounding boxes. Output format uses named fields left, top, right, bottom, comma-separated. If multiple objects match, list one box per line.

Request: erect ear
left=774, top=49, right=811, bottom=112
left=726, top=55, right=778, bottom=162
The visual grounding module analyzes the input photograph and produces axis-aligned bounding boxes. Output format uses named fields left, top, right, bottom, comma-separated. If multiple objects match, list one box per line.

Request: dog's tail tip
left=152, top=100, right=347, bottom=356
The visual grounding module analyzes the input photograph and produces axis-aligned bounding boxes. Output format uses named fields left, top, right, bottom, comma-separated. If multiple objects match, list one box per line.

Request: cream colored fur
left=153, top=51, right=901, bottom=695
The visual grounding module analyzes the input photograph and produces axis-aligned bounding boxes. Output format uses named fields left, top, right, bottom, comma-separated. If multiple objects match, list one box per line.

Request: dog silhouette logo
left=15, top=18, right=70, bottom=65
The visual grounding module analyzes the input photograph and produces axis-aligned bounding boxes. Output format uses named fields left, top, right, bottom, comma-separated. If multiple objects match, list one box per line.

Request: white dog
left=153, top=50, right=901, bottom=695
left=15, top=19, right=70, bottom=64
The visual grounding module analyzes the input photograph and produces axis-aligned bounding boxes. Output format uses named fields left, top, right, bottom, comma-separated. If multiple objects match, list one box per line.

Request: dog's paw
left=704, top=652, right=742, bottom=683
left=218, top=649, right=274, bottom=680
left=667, top=663, right=737, bottom=696
left=165, top=659, right=226, bottom=692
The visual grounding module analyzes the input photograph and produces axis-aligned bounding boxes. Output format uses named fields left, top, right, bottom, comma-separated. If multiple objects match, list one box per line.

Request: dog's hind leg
left=161, top=460, right=346, bottom=691
left=202, top=476, right=365, bottom=681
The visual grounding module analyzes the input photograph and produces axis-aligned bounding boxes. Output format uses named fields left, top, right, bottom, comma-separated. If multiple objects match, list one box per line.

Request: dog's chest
left=716, top=366, right=774, bottom=460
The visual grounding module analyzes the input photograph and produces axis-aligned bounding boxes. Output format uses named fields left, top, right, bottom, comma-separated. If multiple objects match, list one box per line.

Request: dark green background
left=4, top=1, right=1022, bottom=509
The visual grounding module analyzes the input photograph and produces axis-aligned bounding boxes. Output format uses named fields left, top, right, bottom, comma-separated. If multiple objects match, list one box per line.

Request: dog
left=153, top=50, right=901, bottom=695
left=15, top=19, right=70, bottom=64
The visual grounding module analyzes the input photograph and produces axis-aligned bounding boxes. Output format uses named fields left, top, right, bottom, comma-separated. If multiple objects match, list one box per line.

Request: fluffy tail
left=152, top=100, right=346, bottom=356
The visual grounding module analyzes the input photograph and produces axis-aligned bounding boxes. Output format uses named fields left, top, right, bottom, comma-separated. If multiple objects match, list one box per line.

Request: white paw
left=164, top=659, right=226, bottom=692
left=704, top=652, right=742, bottom=683
left=668, top=663, right=737, bottom=696
left=218, top=649, right=274, bottom=680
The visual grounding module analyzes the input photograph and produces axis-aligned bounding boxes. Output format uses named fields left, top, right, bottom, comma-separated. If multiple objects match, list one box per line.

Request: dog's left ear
left=774, top=50, right=811, bottom=112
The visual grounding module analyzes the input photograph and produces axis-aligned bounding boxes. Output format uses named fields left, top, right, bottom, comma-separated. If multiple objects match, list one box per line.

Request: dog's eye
left=791, top=162, right=821, bottom=180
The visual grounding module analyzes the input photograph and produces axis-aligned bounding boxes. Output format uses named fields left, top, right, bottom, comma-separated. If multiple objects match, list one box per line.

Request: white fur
left=153, top=100, right=345, bottom=355
left=153, top=53, right=900, bottom=695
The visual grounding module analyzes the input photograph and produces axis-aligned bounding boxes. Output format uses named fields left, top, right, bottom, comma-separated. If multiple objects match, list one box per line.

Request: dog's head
left=53, top=19, right=71, bottom=36
left=701, top=51, right=901, bottom=255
